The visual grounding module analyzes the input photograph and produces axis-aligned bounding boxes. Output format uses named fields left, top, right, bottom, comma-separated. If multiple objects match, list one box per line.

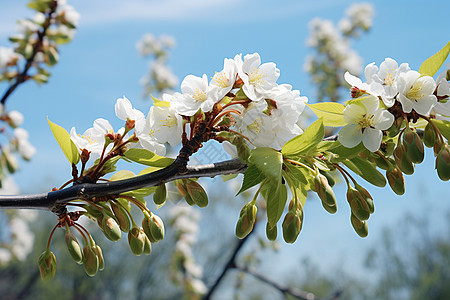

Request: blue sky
left=1, top=0, right=450, bottom=284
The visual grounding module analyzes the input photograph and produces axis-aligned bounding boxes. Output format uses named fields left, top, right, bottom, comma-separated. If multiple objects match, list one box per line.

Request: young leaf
left=248, top=147, right=283, bottom=183
left=124, top=148, right=174, bottom=167
left=47, top=117, right=80, bottom=165
left=307, top=103, right=346, bottom=127
left=328, top=141, right=364, bottom=162
left=432, top=119, right=450, bottom=141
left=261, top=180, right=288, bottom=226
left=419, top=41, right=450, bottom=77
left=237, top=164, right=265, bottom=195
left=282, top=118, right=325, bottom=157
left=151, top=95, right=170, bottom=107
left=343, top=156, right=386, bottom=187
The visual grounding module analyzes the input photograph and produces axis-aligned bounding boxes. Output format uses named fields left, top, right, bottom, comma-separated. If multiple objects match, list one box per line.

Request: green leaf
left=124, top=148, right=174, bottom=167
left=151, top=95, right=170, bottom=107
left=47, top=117, right=80, bottom=165
left=110, top=170, right=157, bottom=199
left=261, top=180, right=288, bottom=226
left=419, top=41, right=450, bottom=77
left=432, top=119, right=450, bottom=141
left=237, top=164, right=265, bottom=195
left=328, top=141, right=364, bottom=162
left=307, top=103, right=345, bottom=127
left=343, top=156, right=386, bottom=187
left=282, top=162, right=309, bottom=186
left=248, top=147, right=283, bottom=183
left=282, top=118, right=325, bottom=157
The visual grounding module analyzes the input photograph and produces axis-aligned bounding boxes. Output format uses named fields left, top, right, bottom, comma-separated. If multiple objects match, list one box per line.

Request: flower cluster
left=137, top=34, right=178, bottom=97
left=304, top=3, right=374, bottom=102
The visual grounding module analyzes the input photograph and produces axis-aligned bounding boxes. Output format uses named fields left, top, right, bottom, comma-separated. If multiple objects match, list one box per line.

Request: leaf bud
left=101, top=215, right=122, bottom=241
left=83, top=246, right=99, bottom=277
left=92, top=244, right=104, bottom=271
left=386, top=167, right=405, bottom=195
left=38, top=250, right=56, bottom=281
left=282, top=211, right=303, bottom=244
left=423, top=122, right=436, bottom=148
left=402, top=128, right=424, bottom=164
left=314, top=174, right=336, bottom=206
left=65, top=230, right=83, bottom=264
left=110, top=202, right=131, bottom=233
left=265, top=222, right=277, bottom=241
left=153, top=184, right=167, bottom=206
left=128, top=227, right=146, bottom=256
left=235, top=203, right=257, bottom=239
left=393, top=144, right=414, bottom=175
left=350, top=214, right=368, bottom=238
left=346, top=186, right=370, bottom=221
left=436, top=145, right=450, bottom=181
left=186, top=180, right=209, bottom=208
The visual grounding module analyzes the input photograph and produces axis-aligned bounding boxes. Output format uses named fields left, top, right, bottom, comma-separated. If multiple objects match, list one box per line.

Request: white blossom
left=171, top=74, right=214, bottom=116
left=8, top=110, right=24, bottom=127
left=433, top=72, right=450, bottom=116
left=338, top=96, right=394, bottom=152
left=13, top=128, right=36, bottom=160
left=209, top=58, right=237, bottom=102
left=147, top=103, right=183, bottom=147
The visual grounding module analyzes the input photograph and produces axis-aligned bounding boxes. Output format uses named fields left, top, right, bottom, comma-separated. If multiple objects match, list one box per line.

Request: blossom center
left=193, top=88, right=207, bottom=103
left=159, top=116, right=177, bottom=128
left=406, top=83, right=424, bottom=101
left=248, top=118, right=264, bottom=133
left=357, top=114, right=375, bottom=132
left=248, top=68, right=265, bottom=85
left=212, top=72, right=230, bottom=88
left=384, top=71, right=394, bottom=86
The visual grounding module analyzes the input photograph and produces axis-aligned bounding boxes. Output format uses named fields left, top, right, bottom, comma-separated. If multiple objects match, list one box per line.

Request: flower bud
left=143, top=236, right=152, bottom=255
left=128, top=227, right=146, bottom=256
left=149, top=215, right=165, bottom=243
left=38, top=250, right=56, bottom=281
left=175, top=180, right=194, bottom=205
left=423, top=122, right=436, bottom=148
left=282, top=211, right=302, bottom=244
left=436, top=146, right=450, bottom=181
left=346, top=187, right=370, bottom=221
left=83, top=246, right=99, bottom=277
left=387, top=167, right=405, bottom=195
left=314, top=174, right=336, bottom=206
left=320, top=170, right=335, bottom=187
left=186, top=180, right=208, bottom=208
left=383, top=140, right=396, bottom=157
left=374, top=154, right=391, bottom=171
left=153, top=184, right=167, bottom=206
left=354, top=183, right=374, bottom=214
left=65, top=230, right=83, bottom=264
left=266, top=222, right=277, bottom=241
left=110, top=202, right=131, bottom=233
left=434, top=141, right=443, bottom=156
left=235, top=203, right=257, bottom=239
left=92, top=244, right=104, bottom=271
left=393, top=144, right=414, bottom=175
left=403, top=128, right=424, bottom=164
left=350, top=214, right=368, bottom=238
left=101, top=215, right=122, bottom=241
left=321, top=200, right=337, bottom=214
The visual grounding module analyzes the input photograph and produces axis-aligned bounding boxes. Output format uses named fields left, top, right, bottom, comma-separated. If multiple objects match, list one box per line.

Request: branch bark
left=0, top=158, right=247, bottom=213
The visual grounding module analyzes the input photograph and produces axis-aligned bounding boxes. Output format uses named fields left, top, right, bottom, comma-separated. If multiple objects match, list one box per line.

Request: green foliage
left=419, top=41, right=450, bottom=77
left=123, top=148, right=174, bottom=167
left=307, top=103, right=346, bottom=127
left=261, top=180, right=288, bottom=226
left=343, top=156, right=386, bottom=187
left=47, top=118, right=80, bottom=165
left=282, top=118, right=325, bottom=157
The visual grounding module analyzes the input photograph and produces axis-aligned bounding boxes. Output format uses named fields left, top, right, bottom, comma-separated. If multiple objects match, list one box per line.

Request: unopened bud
left=38, top=250, right=56, bottom=281
left=101, top=215, right=122, bottom=241
left=386, top=118, right=403, bottom=138
left=394, top=144, right=414, bottom=175
left=186, top=180, right=208, bottom=208
left=387, top=167, right=405, bottom=195
left=403, top=128, right=424, bottom=164
left=436, top=146, right=450, bottom=181
left=235, top=203, right=257, bottom=239
left=321, top=200, right=337, bottom=214
left=83, top=246, right=99, bottom=277
left=374, top=154, right=391, bottom=171
left=314, top=174, right=336, bottom=206
left=175, top=180, right=194, bottom=205
left=128, top=227, right=146, bottom=256
left=320, top=170, right=335, bottom=187
left=350, top=214, right=368, bottom=238
left=423, top=123, right=436, bottom=148
left=354, top=183, right=374, bottom=214
left=110, top=202, right=131, bottom=233
left=65, top=230, right=83, bottom=264
left=266, top=223, right=277, bottom=241
left=282, top=211, right=302, bottom=244
left=434, top=141, right=443, bottom=156
left=150, top=215, right=165, bottom=243
left=351, top=86, right=364, bottom=98
left=347, top=187, right=370, bottom=221
left=153, top=184, right=167, bottom=206
left=143, top=236, right=152, bottom=255
left=92, top=244, right=104, bottom=271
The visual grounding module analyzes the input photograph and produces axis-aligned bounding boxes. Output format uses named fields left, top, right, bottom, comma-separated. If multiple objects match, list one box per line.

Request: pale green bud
left=282, top=211, right=302, bottom=244
left=387, top=167, right=405, bottom=195
left=65, top=230, right=83, bottom=264
left=186, top=180, right=208, bottom=208
left=83, top=246, right=99, bottom=277
left=423, top=122, right=436, bottom=148
left=436, top=145, right=450, bottom=181
left=92, top=245, right=104, bottom=271
left=394, top=144, right=414, bottom=175
left=101, top=215, right=122, bottom=241
left=153, top=184, right=167, bottom=206
left=128, top=227, right=146, bottom=256
left=143, top=236, right=152, bottom=255
left=347, top=187, right=370, bottom=221
left=38, top=250, right=56, bottom=281
left=350, top=214, right=368, bottom=238
left=235, top=203, right=257, bottom=239
left=110, top=201, right=131, bottom=233
left=266, top=223, right=277, bottom=241
left=403, top=128, right=424, bottom=164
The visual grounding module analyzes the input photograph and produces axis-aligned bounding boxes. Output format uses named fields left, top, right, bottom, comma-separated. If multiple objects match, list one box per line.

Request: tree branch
left=0, top=158, right=247, bottom=212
